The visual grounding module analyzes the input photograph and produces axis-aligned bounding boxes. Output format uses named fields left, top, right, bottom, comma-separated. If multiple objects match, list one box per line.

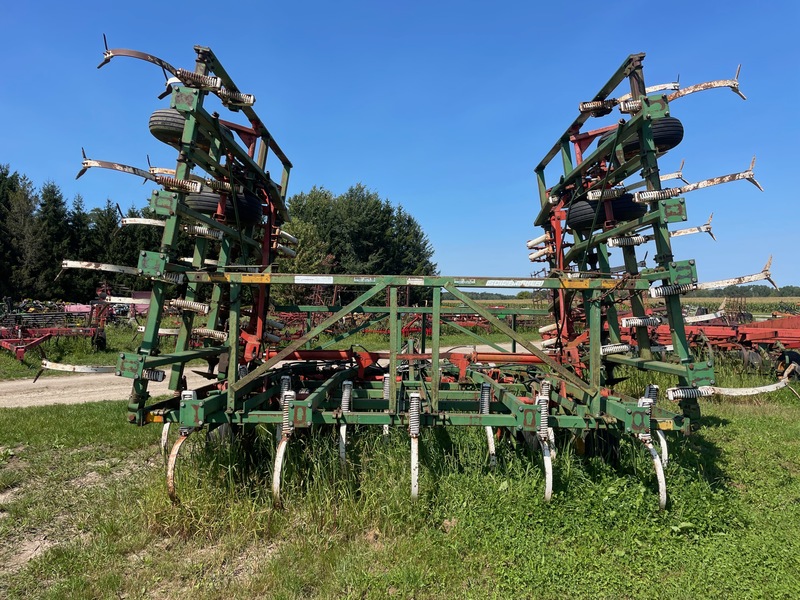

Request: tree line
left=0, top=166, right=437, bottom=304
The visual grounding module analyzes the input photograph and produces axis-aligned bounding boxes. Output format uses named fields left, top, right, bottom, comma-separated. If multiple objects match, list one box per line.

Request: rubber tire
left=184, top=190, right=262, bottom=225
left=148, top=109, right=188, bottom=147
left=566, top=193, right=647, bottom=231
left=148, top=108, right=232, bottom=150
left=598, top=117, right=684, bottom=158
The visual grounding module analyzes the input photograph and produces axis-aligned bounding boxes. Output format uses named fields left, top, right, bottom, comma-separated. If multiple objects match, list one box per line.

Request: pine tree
left=0, top=165, right=22, bottom=298
left=35, top=181, right=71, bottom=298
left=6, top=178, right=41, bottom=299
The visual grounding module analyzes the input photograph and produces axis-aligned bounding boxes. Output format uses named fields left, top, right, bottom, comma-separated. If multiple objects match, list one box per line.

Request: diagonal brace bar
left=232, top=281, right=388, bottom=392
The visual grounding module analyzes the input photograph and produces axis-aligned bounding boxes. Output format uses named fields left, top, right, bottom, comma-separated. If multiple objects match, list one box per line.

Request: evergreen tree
left=282, top=184, right=437, bottom=303
left=0, top=165, right=22, bottom=297
left=35, top=181, right=71, bottom=298
left=6, top=178, right=41, bottom=299
left=66, top=194, right=97, bottom=301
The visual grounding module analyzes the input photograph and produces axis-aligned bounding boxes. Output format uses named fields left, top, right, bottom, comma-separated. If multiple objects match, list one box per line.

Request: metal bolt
left=119, top=353, right=125, bottom=359
left=289, top=403, right=294, bottom=408
left=306, top=421, right=311, bottom=426
left=689, top=260, right=695, bottom=265
left=198, top=420, right=203, bottom=426
left=115, top=370, right=121, bottom=376
left=181, top=402, right=186, bottom=407
left=519, top=406, right=524, bottom=412
left=627, top=409, right=632, bottom=414
left=141, top=251, right=146, bottom=256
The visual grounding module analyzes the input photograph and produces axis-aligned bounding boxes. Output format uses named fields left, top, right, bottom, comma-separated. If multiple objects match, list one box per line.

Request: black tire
left=184, top=190, right=263, bottom=225
left=148, top=109, right=187, bottom=147
left=148, top=108, right=232, bottom=150
left=566, top=193, right=647, bottom=231
left=598, top=117, right=684, bottom=158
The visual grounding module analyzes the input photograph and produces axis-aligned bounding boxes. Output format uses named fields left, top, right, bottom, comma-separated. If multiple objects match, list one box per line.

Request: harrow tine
left=166, top=430, right=192, bottom=505
left=643, top=439, right=667, bottom=509
left=409, top=393, right=421, bottom=500
left=479, top=384, right=497, bottom=468
left=339, top=381, right=353, bottom=468
left=666, top=65, right=746, bottom=102
left=160, top=423, right=171, bottom=460
left=655, top=430, right=669, bottom=468
left=541, top=439, right=553, bottom=503
left=272, top=437, right=289, bottom=508
left=272, top=389, right=295, bottom=506
left=485, top=427, right=497, bottom=469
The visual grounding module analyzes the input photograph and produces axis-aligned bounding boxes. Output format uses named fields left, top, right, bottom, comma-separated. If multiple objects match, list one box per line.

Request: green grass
left=1, top=364, right=800, bottom=598
left=0, top=323, right=144, bottom=381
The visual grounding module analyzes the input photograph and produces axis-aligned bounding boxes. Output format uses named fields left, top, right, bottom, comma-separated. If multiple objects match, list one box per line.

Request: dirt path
left=0, top=371, right=212, bottom=408
left=0, top=342, right=534, bottom=408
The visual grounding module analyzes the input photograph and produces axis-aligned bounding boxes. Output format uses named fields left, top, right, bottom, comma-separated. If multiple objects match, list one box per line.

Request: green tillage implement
left=63, top=47, right=787, bottom=511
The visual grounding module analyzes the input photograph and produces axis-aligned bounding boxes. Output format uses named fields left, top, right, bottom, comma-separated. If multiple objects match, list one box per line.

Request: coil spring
left=280, top=375, right=291, bottom=394
left=587, top=187, right=625, bottom=200
left=341, top=380, right=353, bottom=413
left=205, top=179, right=235, bottom=193
left=184, top=225, right=223, bottom=240
left=218, top=88, right=256, bottom=106
left=538, top=381, right=551, bottom=437
left=649, top=283, right=697, bottom=298
left=142, top=368, right=165, bottom=382
left=409, top=393, right=421, bottom=437
left=618, top=100, right=643, bottom=113
left=578, top=99, right=616, bottom=114
left=169, top=299, right=211, bottom=315
left=382, top=374, right=391, bottom=400
left=601, top=343, right=631, bottom=356
left=281, top=390, right=295, bottom=432
left=634, top=188, right=679, bottom=203
left=666, top=387, right=714, bottom=401
left=644, top=384, right=659, bottom=402
left=193, top=328, right=228, bottom=342
left=160, top=272, right=186, bottom=284
left=176, top=68, right=221, bottom=89
left=621, top=316, right=662, bottom=328
left=479, top=383, right=491, bottom=415
left=608, top=235, right=648, bottom=248
left=154, top=175, right=201, bottom=194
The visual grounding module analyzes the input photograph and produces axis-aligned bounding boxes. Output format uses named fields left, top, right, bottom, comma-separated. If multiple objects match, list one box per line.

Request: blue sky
left=2, top=1, right=798, bottom=287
